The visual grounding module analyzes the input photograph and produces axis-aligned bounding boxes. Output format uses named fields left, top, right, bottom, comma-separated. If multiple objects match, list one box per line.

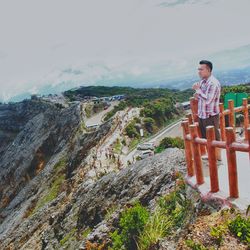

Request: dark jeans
left=198, top=114, right=221, bottom=141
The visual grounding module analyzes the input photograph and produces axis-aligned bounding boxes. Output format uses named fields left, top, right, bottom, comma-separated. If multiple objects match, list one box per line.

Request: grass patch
left=25, top=157, right=67, bottom=217
left=113, top=139, right=122, bottom=154
left=31, top=174, right=65, bottom=215
left=53, top=157, right=67, bottom=173
left=137, top=175, right=192, bottom=249
left=137, top=207, right=173, bottom=250
left=128, top=138, right=140, bottom=151
left=185, top=239, right=207, bottom=250
left=82, top=227, right=92, bottom=238
left=60, top=227, right=77, bottom=246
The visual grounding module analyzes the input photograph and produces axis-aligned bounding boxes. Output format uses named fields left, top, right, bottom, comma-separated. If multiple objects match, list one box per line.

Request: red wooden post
left=228, top=100, right=235, bottom=131
left=190, top=97, right=206, bottom=155
left=181, top=121, right=194, bottom=177
left=190, top=97, right=198, bottom=122
left=219, top=103, right=226, bottom=141
left=206, top=126, right=219, bottom=192
left=243, top=98, right=249, bottom=141
left=186, top=113, right=193, bottom=125
left=196, top=122, right=207, bottom=156
left=225, top=127, right=239, bottom=198
left=189, top=124, right=204, bottom=185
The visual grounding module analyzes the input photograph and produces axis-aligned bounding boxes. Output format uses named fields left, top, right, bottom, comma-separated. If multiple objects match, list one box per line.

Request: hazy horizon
left=1, top=0, right=250, bottom=102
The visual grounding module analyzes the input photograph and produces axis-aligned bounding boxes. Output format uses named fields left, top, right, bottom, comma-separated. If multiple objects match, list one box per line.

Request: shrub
left=159, top=136, right=184, bottom=150
left=143, top=117, right=155, bottom=134
left=125, top=121, right=140, bottom=138
left=110, top=175, right=191, bottom=250
left=210, top=225, right=227, bottom=246
left=138, top=176, right=191, bottom=249
left=137, top=208, right=172, bottom=250
left=109, top=230, right=124, bottom=250
left=228, top=214, right=250, bottom=245
left=133, top=117, right=141, bottom=124
left=110, top=202, right=149, bottom=250
left=157, top=178, right=191, bottom=228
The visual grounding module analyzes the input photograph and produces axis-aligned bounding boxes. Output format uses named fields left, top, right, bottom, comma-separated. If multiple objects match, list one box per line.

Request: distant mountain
left=158, top=66, right=250, bottom=90
left=2, top=43, right=250, bottom=103
left=5, top=65, right=250, bottom=103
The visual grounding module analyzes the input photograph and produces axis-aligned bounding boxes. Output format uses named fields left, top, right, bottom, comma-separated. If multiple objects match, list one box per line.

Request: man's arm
left=196, top=82, right=219, bottom=105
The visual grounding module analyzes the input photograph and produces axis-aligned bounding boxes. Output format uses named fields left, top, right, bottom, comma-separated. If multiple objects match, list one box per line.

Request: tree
left=143, top=117, right=155, bottom=134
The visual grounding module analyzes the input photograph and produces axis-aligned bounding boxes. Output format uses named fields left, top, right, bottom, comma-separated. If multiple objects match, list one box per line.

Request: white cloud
left=0, top=0, right=250, bottom=101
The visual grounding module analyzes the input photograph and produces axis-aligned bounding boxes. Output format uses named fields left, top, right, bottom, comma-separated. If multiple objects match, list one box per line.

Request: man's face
left=198, top=64, right=211, bottom=79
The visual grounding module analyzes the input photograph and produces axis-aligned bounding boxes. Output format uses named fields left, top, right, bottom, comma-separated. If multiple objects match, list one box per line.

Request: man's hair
left=199, top=60, right=213, bottom=72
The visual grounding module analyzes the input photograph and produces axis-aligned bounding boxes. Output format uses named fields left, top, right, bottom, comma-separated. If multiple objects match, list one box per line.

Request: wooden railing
left=182, top=97, right=250, bottom=198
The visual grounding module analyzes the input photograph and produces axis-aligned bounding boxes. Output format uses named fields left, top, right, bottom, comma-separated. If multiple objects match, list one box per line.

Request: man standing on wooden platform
left=192, top=60, right=222, bottom=161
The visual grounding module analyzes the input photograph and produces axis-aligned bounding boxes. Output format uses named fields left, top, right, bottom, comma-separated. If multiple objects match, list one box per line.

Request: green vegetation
left=82, top=227, right=92, bottom=238
left=221, top=84, right=250, bottom=101
left=140, top=98, right=179, bottom=127
left=60, top=227, right=77, bottom=246
left=30, top=157, right=67, bottom=215
left=156, top=176, right=191, bottom=229
left=84, top=103, right=93, bottom=118
left=210, top=225, right=227, bottom=246
left=32, top=174, right=65, bottom=214
left=64, top=86, right=193, bottom=103
left=125, top=120, right=140, bottom=138
left=185, top=239, right=208, bottom=250
left=228, top=214, right=250, bottom=246
left=53, top=157, right=67, bottom=172
left=142, top=117, right=155, bottom=134
left=109, top=173, right=193, bottom=250
left=155, top=136, right=184, bottom=154
left=186, top=208, right=250, bottom=249
left=137, top=207, right=173, bottom=250
left=113, top=138, right=122, bottom=154
left=104, top=101, right=127, bottom=121
left=109, top=201, right=150, bottom=250
left=128, top=138, right=140, bottom=151
left=64, top=86, right=192, bottom=121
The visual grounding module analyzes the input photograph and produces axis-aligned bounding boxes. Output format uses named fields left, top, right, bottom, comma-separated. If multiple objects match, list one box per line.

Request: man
left=192, top=60, right=222, bottom=161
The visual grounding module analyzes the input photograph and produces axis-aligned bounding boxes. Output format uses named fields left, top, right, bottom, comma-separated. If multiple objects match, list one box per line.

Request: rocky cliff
left=0, top=98, right=191, bottom=249
left=0, top=99, right=247, bottom=250
left=0, top=99, right=113, bottom=249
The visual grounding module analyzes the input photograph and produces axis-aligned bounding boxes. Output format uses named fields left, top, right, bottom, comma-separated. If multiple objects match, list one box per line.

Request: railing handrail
left=182, top=97, right=250, bottom=199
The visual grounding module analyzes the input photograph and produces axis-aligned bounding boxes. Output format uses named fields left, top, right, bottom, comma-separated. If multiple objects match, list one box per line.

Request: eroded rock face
left=0, top=99, right=113, bottom=249
left=76, top=148, right=186, bottom=230
left=0, top=101, right=80, bottom=214
left=0, top=100, right=56, bottom=155
left=0, top=99, right=194, bottom=250
left=39, top=148, right=188, bottom=250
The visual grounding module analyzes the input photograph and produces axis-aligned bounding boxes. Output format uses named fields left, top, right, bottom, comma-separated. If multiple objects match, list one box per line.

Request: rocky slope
left=1, top=143, right=191, bottom=250
left=0, top=99, right=248, bottom=250
left=0, top=99, right=113, bottom=248
left=0, top=99, right=191, bottom=249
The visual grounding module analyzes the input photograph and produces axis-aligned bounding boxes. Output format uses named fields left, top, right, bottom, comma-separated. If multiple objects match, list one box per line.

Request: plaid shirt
left=196, top=75, right=221, bottom=119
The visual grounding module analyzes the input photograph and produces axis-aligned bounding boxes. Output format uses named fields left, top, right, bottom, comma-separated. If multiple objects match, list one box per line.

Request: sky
left=0, top=0, right=250, bottom=102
